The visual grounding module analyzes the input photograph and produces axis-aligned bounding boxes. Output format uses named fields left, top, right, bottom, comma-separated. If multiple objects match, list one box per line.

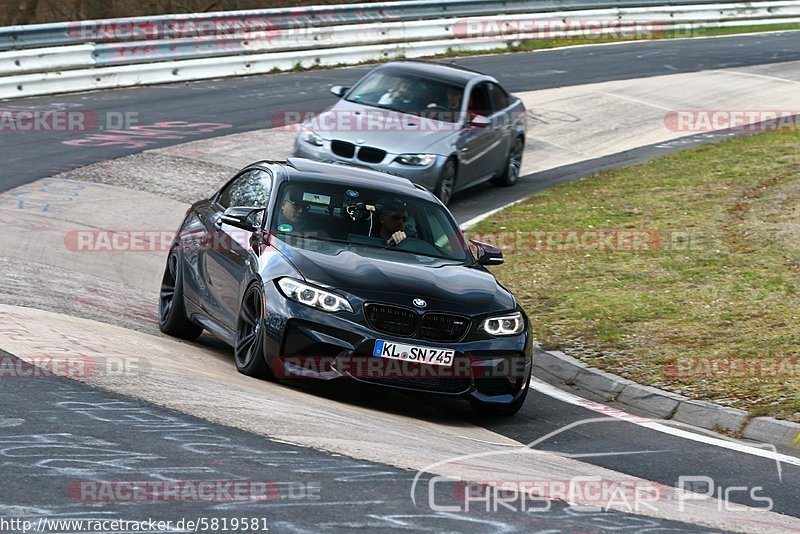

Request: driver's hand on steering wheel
left=387, top=231, right=406, bottom=245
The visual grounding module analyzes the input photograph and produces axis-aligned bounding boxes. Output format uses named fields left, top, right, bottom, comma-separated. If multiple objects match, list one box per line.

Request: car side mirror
left=330, top=85, right=349, bottom=98
left=219, top=207, right=265, bottom=232
left=469, top=114, right=491, bottom=128
left=470, top=239, right=504, bottom=266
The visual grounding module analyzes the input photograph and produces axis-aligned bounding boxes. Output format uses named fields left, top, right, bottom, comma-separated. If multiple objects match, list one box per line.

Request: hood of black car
left=272, top=237, right=515, bottom=313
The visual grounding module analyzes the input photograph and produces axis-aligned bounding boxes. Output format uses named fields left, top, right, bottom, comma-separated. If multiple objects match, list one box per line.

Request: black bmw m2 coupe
left=159, top=158, right=533, bottom=414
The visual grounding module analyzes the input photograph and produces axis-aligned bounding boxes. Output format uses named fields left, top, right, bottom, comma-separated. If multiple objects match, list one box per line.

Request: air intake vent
left=364, top=304, right=416, bottom=337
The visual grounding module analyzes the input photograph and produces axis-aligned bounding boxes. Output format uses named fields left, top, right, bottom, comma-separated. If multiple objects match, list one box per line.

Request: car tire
left=434, top=159, right=457, bottom=205
left=234, top=283, right=276, bottom=380
left=469, top=366, right=531, bottom=416
left=159, top=247, right=203, bottom=340
left=491, top=136, right=524, bottom=187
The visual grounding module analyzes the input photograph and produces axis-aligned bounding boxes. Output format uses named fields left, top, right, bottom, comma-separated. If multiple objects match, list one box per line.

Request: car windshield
left=345, top=71, right=465, bottom=123
left=271, top=181, right=469, bottom=261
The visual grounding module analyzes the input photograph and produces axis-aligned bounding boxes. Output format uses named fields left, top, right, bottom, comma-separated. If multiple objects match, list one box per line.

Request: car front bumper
left=294, top=138, right=446, bottom=192
left=262, top=282, right=533, bottom=405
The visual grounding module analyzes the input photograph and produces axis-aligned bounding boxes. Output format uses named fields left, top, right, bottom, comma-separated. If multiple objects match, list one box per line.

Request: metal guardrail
left=0, top=0, right=797, bottom=99
left=0, top=0, right=769, bottom=51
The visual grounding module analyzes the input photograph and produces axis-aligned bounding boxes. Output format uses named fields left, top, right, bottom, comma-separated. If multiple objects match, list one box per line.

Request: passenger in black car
left=376, top=199, right=408, bottom=245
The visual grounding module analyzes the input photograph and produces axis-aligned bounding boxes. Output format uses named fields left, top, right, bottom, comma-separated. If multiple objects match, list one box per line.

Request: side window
left=426, top=208, right=458, bottom=255
left=467, top=83, right=492, bottom=117
left=218, top=169, right=272, bottom=209
left=489, top=83, right=509, bottom=112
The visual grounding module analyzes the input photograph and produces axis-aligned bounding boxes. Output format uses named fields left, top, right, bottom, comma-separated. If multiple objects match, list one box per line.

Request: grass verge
left=471, top=129, right=800, bottom=422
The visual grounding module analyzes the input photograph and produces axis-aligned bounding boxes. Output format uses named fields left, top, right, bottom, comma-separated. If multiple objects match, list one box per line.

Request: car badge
left=356, top=139, right=365, bottom=145
left=413, top=298, right=427, bottom=308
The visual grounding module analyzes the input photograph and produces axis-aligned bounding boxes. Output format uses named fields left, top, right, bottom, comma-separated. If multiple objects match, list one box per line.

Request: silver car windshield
left=271, top=181, right=469, bottom=261
left=345, top=72, right=465, bottom=124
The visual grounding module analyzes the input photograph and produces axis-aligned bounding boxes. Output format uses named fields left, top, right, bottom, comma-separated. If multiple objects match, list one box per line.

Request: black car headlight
left=480, top=312, right=525, bottom=336
left=277, top=278, right=353, bottom=313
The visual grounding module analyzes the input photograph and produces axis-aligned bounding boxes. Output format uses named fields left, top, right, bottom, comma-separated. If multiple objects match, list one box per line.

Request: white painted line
left=717, top=69, right=800, bottom=85
left=530, top=378, right=800, bottom=470
left=596, top=91, right=675, bottom=112
left=460, top=198, right=527, bottom=230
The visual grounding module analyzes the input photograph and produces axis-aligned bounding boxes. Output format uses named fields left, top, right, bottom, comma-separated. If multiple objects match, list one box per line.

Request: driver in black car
left=376, top=199, right=408, bottom=245
left=278, top=190, right=310, bottom=230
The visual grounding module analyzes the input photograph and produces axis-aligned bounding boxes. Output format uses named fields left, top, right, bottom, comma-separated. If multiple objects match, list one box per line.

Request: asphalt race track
left=2, top=32, right=800, bottom=533
left=3, top=31, right=800, bottom=193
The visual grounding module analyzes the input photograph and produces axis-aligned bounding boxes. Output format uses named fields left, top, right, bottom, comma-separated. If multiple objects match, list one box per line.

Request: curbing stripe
left=533, top=344, right=800, bottom=449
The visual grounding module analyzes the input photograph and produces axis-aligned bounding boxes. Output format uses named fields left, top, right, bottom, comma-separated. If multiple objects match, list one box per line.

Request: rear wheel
left=159, top=248, right=203, bottom=340
left=434, top=159, right=457, bottom=205
left=234, top=284, right=275, bottom=379
left=491, top=136, right=523, bottom=187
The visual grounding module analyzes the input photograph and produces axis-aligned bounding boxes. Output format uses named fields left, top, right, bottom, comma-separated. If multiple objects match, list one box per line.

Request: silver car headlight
left=396, top=154, right=436, bottom=166
left=481, top=312, right=525, bottom=336
left=277, top=278, right=353, bottom=313
left=300, top=127, right=324, bottom=147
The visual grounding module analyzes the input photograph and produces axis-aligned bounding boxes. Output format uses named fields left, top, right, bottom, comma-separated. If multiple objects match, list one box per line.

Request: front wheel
left=434, top=159, right=457, bottom=206
left=234, top=284, right=275, bottom=379
left=491, top=136, right=523, bottom=187
left=159, top=248, right=203, bottom=340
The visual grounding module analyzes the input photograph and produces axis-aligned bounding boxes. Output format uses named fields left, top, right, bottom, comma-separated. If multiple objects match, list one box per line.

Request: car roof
left=254, top=158, right=437, bottom=201
left=375, top=60, right=491, bottom=86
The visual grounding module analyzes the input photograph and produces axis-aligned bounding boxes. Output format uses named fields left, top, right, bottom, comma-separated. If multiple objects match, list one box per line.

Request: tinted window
left=270, top=181, right=468, bottom=261
left=345, top=70, right=465, bottom=123
left=489, top=83, right=509, bottom=111
left=218, top=169, right=272, bottom=209
left=467, top=83, right=492, bottom=117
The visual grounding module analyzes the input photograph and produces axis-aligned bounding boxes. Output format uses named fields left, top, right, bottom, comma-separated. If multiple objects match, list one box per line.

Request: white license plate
left=373, top=340, right=454, bottom=367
